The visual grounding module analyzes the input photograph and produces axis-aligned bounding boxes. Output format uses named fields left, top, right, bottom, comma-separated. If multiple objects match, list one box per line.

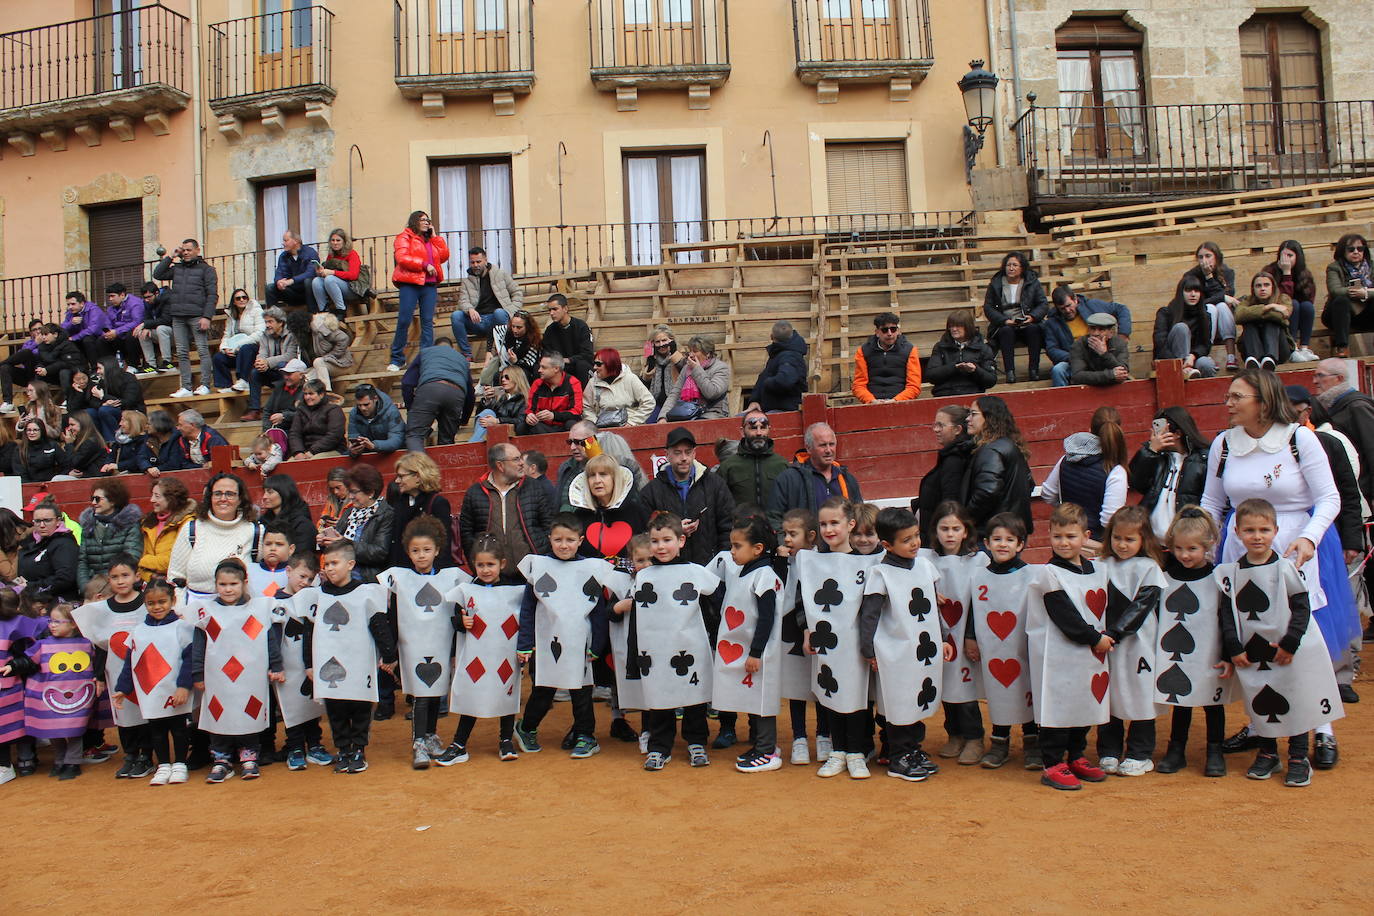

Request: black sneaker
left=909, top=749, right=940, bottom=778
left=1338, top=684, right=1359, bottom=704
left=435, top=742, right=469, bottom=767
left=348, top=750, right=369, bottom=773
left=513, top=720, right=541, bottom=753
left=115, top=754, right=136, bottom=778
left=1312, top=733, right=1338, bottom=770
left=711, top=730, right=737, bottom=750
left=15, top=758, right=36, bottom=776
left=609, top=717, right=638, bottom=743
left=333, top=750, right=353, bottom=774
left=58, top=763, right=81, bottom=780
left=560, top=726, right=577, bottom=750
left=1284, top=757, right=1312, bottom=787
left=498, top=739, right=518, bottom=761
left=1246, top=752, right=1281, bottom=780
left=373, top=701, right=395, bottom=722
left=126, top=754, right=154, bottom=779
left=1222, top=725, right=1261, bottom=754
left=887, top=752, right=930, bottom=782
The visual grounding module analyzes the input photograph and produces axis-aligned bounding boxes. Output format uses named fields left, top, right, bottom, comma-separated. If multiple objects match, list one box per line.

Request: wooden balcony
left=791, top=0, right=933, bottom=102
left=393, top=0, right=534, bottom=117
left=588, top=0, right=730, bottom=110
left=207, top=6, right=335, bottom=135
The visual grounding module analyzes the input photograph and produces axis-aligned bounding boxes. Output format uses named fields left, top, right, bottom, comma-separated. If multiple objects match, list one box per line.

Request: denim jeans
left=311, top=275, right=350, bottom=313
left=468, top=408, right=497, bottom=442
left=1051, top=361, right=1072, bottom=387
left=248, top=366, right=282, bottom=410
left=212, top=342, right=259, bottom=389
left=450, top=307, right=510, bottom=357
left=1289, top=299, right=1315, bottom=347
left=391, top=282, right=437, bottom=366
left=89, top=405, right=122, bottom=442
left=172, top=316, right=211, bottom=390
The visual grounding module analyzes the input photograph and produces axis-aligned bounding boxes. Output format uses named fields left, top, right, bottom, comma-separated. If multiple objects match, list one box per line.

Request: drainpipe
left=1006, top=0, right=1024, bottom=121
left=983, top=0, right=1004, bottom=166
left=189, top=1, right=206, bottom=244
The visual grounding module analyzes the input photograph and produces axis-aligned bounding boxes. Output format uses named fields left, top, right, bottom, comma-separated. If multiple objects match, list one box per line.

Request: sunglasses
left=567, top=438, right=588, bottom=446
left=745, top=419, right=770, bottom=429
left=592, top=360, right=604, bottom=367
left=878, top=326, right=899, bottom=333
left=90, top=494, right=108, bottom=503
left=654, top=341, right=672, bottom=347
left=233, top=295, right=249, bottom=302
left=1349, top=246, right=1367, bottom=253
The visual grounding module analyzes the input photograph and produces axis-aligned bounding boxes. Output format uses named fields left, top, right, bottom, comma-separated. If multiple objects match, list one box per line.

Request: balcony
left=394, top=0, right=534, bottom=117
left=0, top=4, right=190, bottom=153
left=588, top=0, right=730, bottom=110
left=1015, top=99, right=1374, bottom=209
left=791, top=0, right=933, bottom=102
left=208, top=5, right=334, bottom=135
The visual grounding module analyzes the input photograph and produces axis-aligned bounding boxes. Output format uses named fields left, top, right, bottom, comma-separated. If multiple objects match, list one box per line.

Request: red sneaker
left=1068, top=757, right=1107, bottom=782
left=1041, top=762, right=1081, bottom=791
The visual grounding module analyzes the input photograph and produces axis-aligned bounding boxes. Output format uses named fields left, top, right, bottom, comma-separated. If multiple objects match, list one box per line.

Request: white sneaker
left=424, top=734, right=445, bottom=757
left=169, top=387, right=193, bottom=398
left=1098, top=755, right=1121, bottom=776
left=638, top=730, right=650, bottom=755
left=816, top=751, right=846, bottom=778
left=0, top=765, right=15, bottom=785
left=149, top=763, right=172, bottom=786
left=1117, top=757, right=1155, bottom=777
left=215, top=387, right=236, bottom=395
left=0, top=402, right=15, bottom=415
left=846, top=752, right=871, bottom=779
left=385, top=364, right=403, bottom=373
left=815, top=734, right=833, bottom=759
left=168, top=762, right=188, bottom=784
left=193, top=385, right=211, bottom=396
left=790, top=736, right=811, bottom=765
left=231, top=379, right=250, bottom=392
left=1291, top=347, right=1318, bottom=363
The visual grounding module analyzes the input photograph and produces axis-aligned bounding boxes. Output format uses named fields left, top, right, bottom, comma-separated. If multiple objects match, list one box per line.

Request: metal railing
left=0, top=4, right=188, bottom=113
left=1016, top=99, right=1374, bottom=200
left=589, top=0, right=729, bottom=74
left=208, top=5, right=333, bottom=103
left=394, top=0, right=533, bottom=81
left=0, top=212, right=972, bottom=333
left=792, top=0, right=932, bottom=66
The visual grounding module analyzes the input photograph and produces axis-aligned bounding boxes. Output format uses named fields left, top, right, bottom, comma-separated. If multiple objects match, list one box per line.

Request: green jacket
left=715, top=440, right=788, bottom=511
left=77, top=503, right=145, bottom=591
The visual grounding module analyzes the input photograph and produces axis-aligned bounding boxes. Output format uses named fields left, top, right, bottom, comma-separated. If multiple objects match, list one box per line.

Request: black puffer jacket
left=18, top=528, right=80, bottom=600
left=11, top=437, right=68, bottom=482
left=93, top=367, right=146, bottom=413
left=108, top=434, right=157, bottom=474
left=288, top=398, right=346, bottom=456
left=749, top=332, right=809, bottom=412
left=925, top=333, right=998, bottom=397
left=913, top=435, right=975, bottom=541
left=983, top=269, right=1049, bottom=330
left=1127, top=445, right=1207, bottom=515
left=151, top=255, right=219, bottom=318
left=66, top=438, right=110, bottom=478
left=457, top=476, right=553, bottom=567
left=639, top=461, right=737, bottom=566
left=962, top=436, right=1034, bottom=535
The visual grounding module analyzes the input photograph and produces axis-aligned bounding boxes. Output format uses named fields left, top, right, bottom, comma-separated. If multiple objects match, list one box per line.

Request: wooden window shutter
left=88, top=200, right=145, bottom=293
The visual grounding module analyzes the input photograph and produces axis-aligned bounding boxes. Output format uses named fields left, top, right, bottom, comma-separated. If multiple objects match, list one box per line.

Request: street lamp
left=958, top=59, right=999, bottom=180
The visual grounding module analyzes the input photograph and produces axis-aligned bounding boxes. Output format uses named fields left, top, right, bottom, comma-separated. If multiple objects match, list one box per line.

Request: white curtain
left=1056, top=56, right=1094, bottom=159
left=262, top=185, right=289, bottom=253
left=1099, top=56, right=1147, bottom=156
left=662, top=0, right=693, bottom=22
left=626, top=157, right=660, bottom=265
left=670, top=155, right=704, bottom=264
left=436, top=165, right=470, bottom=258
left=861, top=0, right=890, bottom=17
left=624, top=0, right=651, bottom=25
left=479, top=163, right=514, bottom=271
left=475, top=0, right=505, bottom=31
left=437, top=0, right=462, bottom=33
left=297, top=180, right=317, bottom=247
left=823, top=0, right=849, bottom=18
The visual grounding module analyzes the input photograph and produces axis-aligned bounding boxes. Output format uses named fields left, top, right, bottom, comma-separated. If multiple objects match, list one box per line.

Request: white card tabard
left=932, top=552, right=988, bottom=704
left=246, top=563, right=289, bottom=602
left=72, top=599, right=148, bottom=727
left=310, top=584, right=387, bottom=703
left=1152, top=567, right=1235, bottom=708
left=864, top=558, right=944, bottom=725
left=624, top=563, right=721, bottom=709
left=126, top=617, right=195, bottom=719
left=969, top=562, right=1036, bottom=726
left=193, top=598, right=273, bottom=736
left=518, top=555, right=616, bottom=690
left=448, top=582, right=526, bottom=718
left=1103, top=556, right=1168, bottom=722
left=1026, top=563, right=1112, bottom=728
left=712, top=562, right=785, bottom=717
left=1218, top=558, right=1343, bottom=737
left=778, top=560, right=813, bottom=702
left=380, top=567, right=463, bottom=698
left=794, top=550, right=881, bottom=714
left=271, top=590, right=326, bottom=728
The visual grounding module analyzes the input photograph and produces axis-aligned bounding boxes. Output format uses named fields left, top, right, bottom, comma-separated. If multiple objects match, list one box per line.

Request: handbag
left=666, top=400, right=703, bottom=421
left=348, top=263, right=374, bottom=300
left=595, top=407, right=628, bottom=428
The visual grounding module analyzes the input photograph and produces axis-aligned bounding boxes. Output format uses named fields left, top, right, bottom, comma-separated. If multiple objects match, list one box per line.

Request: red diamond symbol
left=222, top=656, right=245, bottom=682
left=207, top=696, right=224, bottom=720
left=468, top=615, right=487, bottom=639
left=241, top=615, right=264, bottom=641
left=501, top=615, right=519, bottom=640
left=466, top=657, right=486, bottom=683
left=205, top=618, right=222, bottom=641
left=497, top=659, right=514, bottom=684
left=244, top=695, right=263, bottom=720
left=134, top=645, right=171, bottom=695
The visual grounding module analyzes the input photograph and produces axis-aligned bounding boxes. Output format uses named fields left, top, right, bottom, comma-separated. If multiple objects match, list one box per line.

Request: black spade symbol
left=298, top=677, right=313, bottom=698
left=1252, top=684, right=1290, bottom=723
left=1105, top=582, right=1129, bottom=630
left=283, top=617, right=307, bottom=641
left=549, top=636, right=564, bottom=663
left=817, top=664, right=839, bottom=698
left=583, top=578, right=601, bottom=602
left=917, top=677, right=937, bottom=710
left=672, top=582, right=699, bottom=606
left=321, top=602, right=349, bottom=632
left=782, top=612, right=805, bottom=657
left=1236, top=580, right=1270, bottom=621
left=915, top=631, right=938, bottom=666
left=415, top=656, right=442, bottom=687
left=670, top=651, right=694, bottom=677
left=1160, top=622, right=1196, bottom=661
left=908, top=587, right=931, bottom=620
left=318, top=656, right=347, bottom=687
left=634, top=582, right=658, bottom=608
left=810, top=619, right=838, bottom=654
left=1166, top=584, right=1200, bottom=622
left=415, top=583, right=443, bottom=613
left=1244, top=633, right=1276, bottom=671
left=1156, top=664, right=1193, bottom=703
left=813, top=579, right=843, bottom=613
left=535, top=573, right=558, bottom=597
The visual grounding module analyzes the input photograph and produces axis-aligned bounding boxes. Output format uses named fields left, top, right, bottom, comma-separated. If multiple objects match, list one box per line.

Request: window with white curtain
left=431, top=158, right=515, bottom=270
left=1055, top=17, right=1147, bottom=160
left=623, top=150, right=706, bottom=265
left=437, top=0, right=463, bottom=33
left=624, top=0, right=651, bottom=26
left=661, top=0, right=694, bottom=23
left=823, top=0, right=888, bottom=17
left=256, top=176, right=317, bottom=252
left=475, top=0, right=506, bottom=31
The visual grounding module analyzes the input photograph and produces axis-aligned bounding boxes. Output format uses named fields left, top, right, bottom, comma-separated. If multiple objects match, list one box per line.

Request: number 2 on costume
left=977, top=585, right=988, bottom=601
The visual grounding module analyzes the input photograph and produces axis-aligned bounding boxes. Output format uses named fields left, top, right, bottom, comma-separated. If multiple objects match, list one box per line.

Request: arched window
left=1055, top=16, right=1146, bottom=161
left=1240, top=13, right=1325, bottom=160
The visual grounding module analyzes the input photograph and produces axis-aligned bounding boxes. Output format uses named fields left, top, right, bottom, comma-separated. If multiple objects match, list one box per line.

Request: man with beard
left=714, top=409, right=787, bottom=512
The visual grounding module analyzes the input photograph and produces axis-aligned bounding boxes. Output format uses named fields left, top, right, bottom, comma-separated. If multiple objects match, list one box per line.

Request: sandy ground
left=8, top=687, right=1373, bottom=913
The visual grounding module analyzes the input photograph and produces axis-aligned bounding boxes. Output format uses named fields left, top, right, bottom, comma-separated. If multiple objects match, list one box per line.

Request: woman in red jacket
left=388, top=211, right=450, bottom=371
left=311, top=227, right=362, bottom=319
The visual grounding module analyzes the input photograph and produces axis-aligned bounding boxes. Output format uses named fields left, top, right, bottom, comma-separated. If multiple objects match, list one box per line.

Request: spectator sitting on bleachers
left=131, top=282, right=175, bottom=375
left=1321, top=232, right=1372, bottom=359
left=212, top=288, right=264, bottom=395
left=89, top=356, right=145, bottom=442
left=1069, top=313, right=1132, bottom=387
left=307, top=311, right=354, bottom=392
left=100, top=410, right=157, bottom=476
left=852, top=312, right=922, bottom=403
left=1152, top=274, right=1216, bottom=380
left=660, top=336, right=732, bottom=421
left=982, top=252, right=1048, bottom=384
left=1236, top=271, right=1294, bottom=372
left=240, top=307, right=297, bottom=422
left=640, top=325, right=684, bottom=423
left=311, top=228, right=362, bottom=320
left=288, top=379, right=346, bottom=460
left=924, top=309, right=998, bottom=398
left=453, top=246, right=520, bottom=360
left=61, top=290, right=110, bottom=370
left=347, top=382, right=405, bottom=456
left=1263, top=241, right=1318, bottom=362
left=145, top=409, right=177, bottom=478
left=1181, top=241, right=1239, bottom=371
left=746, top=320, right=808, bottom=414
left=469, top=366, right=529, bottom=444
left=0, top=319, right=43, bottom=415
left=10, top=416, right=67, bottom=483
left=262, top=359, right=308, bottom=435
left=166, top=408, right=227, bottom=471
left=60, top=413, right=109, bottom=480
left=102, top=282, right=146, bottom=372
left=1045, top=285, right=1133, bottom=388
left=583, top=347, right=655, bottom=428
left=541, top=293, right=595, bottom=388
left=33, top=323, right=83, bottom=396
left=266, top=230, right=319, bottom=308
left=520, top=351, right=583, bottom=436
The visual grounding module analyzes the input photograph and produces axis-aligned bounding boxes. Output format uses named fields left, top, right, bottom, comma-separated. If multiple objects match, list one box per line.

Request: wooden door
left=431, top=0, right=509, bottom=75
left=256, top=0, right=314, bottom=93
left=620, top=0, right=702, bottom=67
left=1241, top=14, right=1325, bottom=164
left=818, top=0, right=897, bottom=62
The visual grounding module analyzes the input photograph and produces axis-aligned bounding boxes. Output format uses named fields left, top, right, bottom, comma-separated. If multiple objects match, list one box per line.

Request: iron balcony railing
left=0, top=4, right=188, bottom=113
left=791, top=0, right=932, bottom=68
left=208, top=5, right=333, bottom=104
left=394, top=0, right=533, bottom=83
left=1016, top=99, right=1374, bottom=200
left=0, top=212, right=972, bottom=332
left=588, top=0, right=729, bottom=78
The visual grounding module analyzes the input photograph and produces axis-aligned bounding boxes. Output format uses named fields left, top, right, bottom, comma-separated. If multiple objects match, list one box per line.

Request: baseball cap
left=1284, top=384, right=1312, bottom=405
left=666, top=427, right=697, bottom=449
left=283, top=358, right=308, bottom=373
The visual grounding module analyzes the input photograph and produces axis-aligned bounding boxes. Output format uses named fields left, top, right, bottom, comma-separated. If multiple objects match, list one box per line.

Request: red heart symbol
left=1090, top=671, right=1110, bottom=703
left=717, top=640, right=744, bottom=665
left=724, top=606, right=744, bottom=631
left=110, top=630, right=131, bottom=661
left=986, top=611, right=1017, bottom=641
left=988, top=657, right=1021, bottom=688
left=1086, top=589, right=1107, bottom=619
left=938, top=597, right=962, bottom=629
left=586, top=521, right=633, bottom=558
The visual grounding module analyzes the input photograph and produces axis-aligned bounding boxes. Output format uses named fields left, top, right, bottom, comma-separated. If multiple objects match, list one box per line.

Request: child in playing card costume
left=778, top=508, right=828, bottom=766
left=436, top=535, right=526, bottom=766
left=608, top=533, right=654, bottom=755
left=1026, top=503, right=1113, bottom=791
left=1154, top=507, right=1232, bottom=778
left=248, top=523, right=296, bottom=764
left=9, top=604, right=95, bottom=780
left=924, top=501, right=990, bottom=767
left=1218, top=499, right=1343, bottom=787
left=1097, top=505, right=1167, bottom=777
left=611, top=513, right=722, bottom=771
left=302, top=541, right=397, bottom=774
left=859, top=507, right=954, bottom=783
left=798, top=497, right=881, bottom=779
left=514, top=513, right=627, bottom=760
left=191, top=559, right=285, bottom=784
left=276, top=553, right=332, bottom=771
left=379, top=517, right=463, bottom=771
left=112, top=578, right=194, bottom=785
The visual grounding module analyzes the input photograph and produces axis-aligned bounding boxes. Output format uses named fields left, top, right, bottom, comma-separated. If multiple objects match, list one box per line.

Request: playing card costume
left=778, top=555, right=814, bottom=703
left=1154, top=560, right=1235, bottom=709
left=380, top=567, right=463, bottom=699
left=0, top=615, right=43, bottom=744
left=247, top=561, right=290, bottom=601
left=860, top=554, right=944, bottom=726
left=1217, top=553, right=1343, bottom=738
left=448, top=580, right=526, bottom=719
left=301, top=580, right=396, bottom=759
left=967, top=557, right=1036, bottom=727
left=710, top=559, right=784, bottom=718
left=21, top=634, right=97, bottom=768
left=1102, top=556, right=1167, bottom=721
left=191, top=597, right=279, bottom=737
left=72, top=597, right=148, bottom=729
left=272, top=592, right=325, bottom=730
left=113, top=609, right=196, bottom=767
left=931, top=552, right=988, bottom=705
left=793, top=549, right=881, bottom=715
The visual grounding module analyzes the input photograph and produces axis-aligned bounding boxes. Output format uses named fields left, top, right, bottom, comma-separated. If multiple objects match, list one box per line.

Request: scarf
left=1314, top=380, right=1354, bottom=412
left=342, top=500, right=379, bottom=542
left=1342, top=258, right=1372, bottom=287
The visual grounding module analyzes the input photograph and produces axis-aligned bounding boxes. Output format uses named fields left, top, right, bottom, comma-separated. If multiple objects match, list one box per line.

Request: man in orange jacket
left=852, top=312, right=922, bottom=402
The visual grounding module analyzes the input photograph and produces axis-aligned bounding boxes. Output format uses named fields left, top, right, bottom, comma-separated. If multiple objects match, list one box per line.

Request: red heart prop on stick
left=1090, top=671, right=1110, bottom=703
left=586, top=521, right=633, bottom=558
left=988, top=657, right=1021, bottom=688
left=716, top=641, right=744, bottom=665
left=1086, top=589, right=1108, bottom=619
left=986, top=611, right=1017, bottom=641
left=724, top=606, right=745, bottom=631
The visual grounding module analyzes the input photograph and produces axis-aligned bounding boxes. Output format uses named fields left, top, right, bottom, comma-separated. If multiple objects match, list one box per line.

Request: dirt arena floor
left=9, top=687, right=1374, bottom=912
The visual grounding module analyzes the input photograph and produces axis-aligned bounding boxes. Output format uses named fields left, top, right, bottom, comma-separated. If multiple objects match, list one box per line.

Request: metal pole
left=762, top=130, right=778, bottom=228
left=557, top=140, right=568, bottom=228
left=348, top=144, right=365, bottom=238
